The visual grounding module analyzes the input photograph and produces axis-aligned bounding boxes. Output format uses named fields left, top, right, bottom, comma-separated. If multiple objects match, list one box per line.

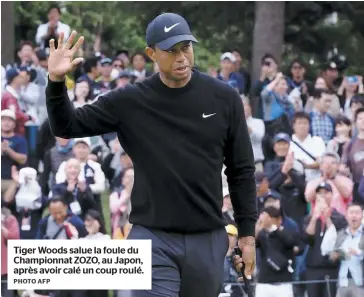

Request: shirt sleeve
left=46, top=79, right=124, bottom=138
left=223, top=89, right=257, bottom=238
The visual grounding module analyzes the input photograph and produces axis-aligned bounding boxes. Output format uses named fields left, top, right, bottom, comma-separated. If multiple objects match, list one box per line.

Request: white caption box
left=8, top=239, right=152, bottom=290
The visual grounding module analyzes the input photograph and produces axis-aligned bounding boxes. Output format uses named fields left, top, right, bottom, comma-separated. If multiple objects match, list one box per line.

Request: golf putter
left=233, top=247, right=253, bottom=297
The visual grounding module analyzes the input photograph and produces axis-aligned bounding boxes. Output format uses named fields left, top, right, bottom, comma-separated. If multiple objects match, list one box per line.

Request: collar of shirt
left=5, top=85, right=20, bottom=100
left=292, top=133, right=312, bottom=144
left=312, top=109, right=328, bottom=118
left=133, top=69, right=146, bottom=77
left=345, top=224, right=364, bottom=237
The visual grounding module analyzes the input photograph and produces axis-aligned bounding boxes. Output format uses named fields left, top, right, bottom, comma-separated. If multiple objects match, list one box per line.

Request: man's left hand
left=2, top=140, right=10, bottom=154
left=233, top=237, right=256, bottom=281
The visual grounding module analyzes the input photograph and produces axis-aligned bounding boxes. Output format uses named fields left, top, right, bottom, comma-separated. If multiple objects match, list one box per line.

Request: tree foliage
left=14, top=1, right=364, bottom=73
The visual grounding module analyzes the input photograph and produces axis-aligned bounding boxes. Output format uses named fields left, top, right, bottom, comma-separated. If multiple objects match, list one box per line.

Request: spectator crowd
left=2, top=5, right=364, bottom=297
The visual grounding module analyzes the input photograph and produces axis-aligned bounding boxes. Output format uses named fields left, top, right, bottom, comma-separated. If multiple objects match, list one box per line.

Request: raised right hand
left=48, top=30, right=84, bottom=81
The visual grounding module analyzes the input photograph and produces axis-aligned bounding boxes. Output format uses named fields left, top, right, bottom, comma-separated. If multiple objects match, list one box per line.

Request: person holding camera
left=303, top=183, right=347, bottom=297
left=254, top=206, right=297, bottom=297
left=337, top=75, right=364, bottom=121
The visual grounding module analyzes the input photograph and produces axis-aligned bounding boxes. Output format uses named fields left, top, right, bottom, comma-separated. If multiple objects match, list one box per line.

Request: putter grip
left=233, top=247, right=245, bottom=276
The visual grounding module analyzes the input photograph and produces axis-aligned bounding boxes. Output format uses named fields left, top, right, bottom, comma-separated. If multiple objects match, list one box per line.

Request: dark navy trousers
left=127, top=225, right=229, bottom=297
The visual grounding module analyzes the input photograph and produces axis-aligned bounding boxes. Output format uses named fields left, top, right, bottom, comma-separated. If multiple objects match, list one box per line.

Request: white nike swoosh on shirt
left=164, top=23, right=180, bottom=33
left=202, top=113, right=216, bottom=118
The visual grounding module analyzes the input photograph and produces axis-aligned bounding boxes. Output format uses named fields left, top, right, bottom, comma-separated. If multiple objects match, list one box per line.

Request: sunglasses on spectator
left=113, top=64, right=123, bottom=68
left=292, top=65, right=303, bottom=70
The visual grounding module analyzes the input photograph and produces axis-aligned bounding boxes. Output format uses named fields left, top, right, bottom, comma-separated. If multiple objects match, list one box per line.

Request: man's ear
left=145, top=47, right=156, bottom=62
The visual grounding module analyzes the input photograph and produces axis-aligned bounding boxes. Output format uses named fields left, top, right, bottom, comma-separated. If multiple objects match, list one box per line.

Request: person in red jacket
left=1, top=207, right=20, bottom=297
left=1, top=68, right=33, bottom=135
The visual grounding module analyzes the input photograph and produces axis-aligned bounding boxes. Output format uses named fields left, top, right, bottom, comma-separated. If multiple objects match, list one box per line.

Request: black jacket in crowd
left=303, top=209, right=347, bottom=270
left=257, top=227, right=298, bottom=284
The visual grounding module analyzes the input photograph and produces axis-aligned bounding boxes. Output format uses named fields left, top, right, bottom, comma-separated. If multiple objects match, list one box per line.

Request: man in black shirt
left=45, top=13, right=257, bottom=297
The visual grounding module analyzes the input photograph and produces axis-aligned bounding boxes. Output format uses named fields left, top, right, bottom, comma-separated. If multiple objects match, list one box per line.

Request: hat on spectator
left=118, top=70, right=136, bottom=79
left=19, top=66, right=37, bottom=82
left=100, top=57, right=113, bottom=66
left=222, top=187, right=230, bottom=198
left=220, top=52, right=236, bottom=63
left=315, top=182, right=333, bottom=193
left=262, top=206, right=281, bottom=218
left=255, top=172, right=267, bottom=185
left=273, top=132, right=291, bottom=144
left=1, top=109, right=16, bottom=121
left=263, top=190, right=281, bottom=201
left=73, top=138, right=91, bottom=147
left=6, top=67, right=21, bottom=84
left=225, top=224, right=238, bottom=236
left=146, top=13, right=198, bottom=50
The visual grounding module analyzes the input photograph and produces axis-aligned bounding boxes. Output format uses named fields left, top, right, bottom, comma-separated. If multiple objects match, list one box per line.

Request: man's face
left=316, top=190, right=333, bottom=208
left=293, top=118, right=310, bottom=137
left=117, top=53, right=130, bottom=68
left=320, top=156, right=338, bottom=176
left=346, top=205, right=363, bottom=230
left=48, top=8, right=60, bottom=22
left=220, top=59, right=234, bottom=73
left=273, top=141, right=290, bottom=157
left=65, top=159, right=81, bottom=181
left=146, top=41, right=194, bottom=82
left=18, top=45, right=33, bottom=62
left=262, top=58, right=277, bottom=75
left=356, top=111, right=364, bottom=131
left=101, top=63, right=112, bottom=77
left=132, top=54, right=146, bottom=71
left=318, top=93, right=332, bottom=112
left=243, top=100, right=252, bottom=118
left=72, top=142, right=90, bottom=160
left=1, top=117, right=15, bottom=133
left=291, top=63, right=305, bottom=79
left=49, top=201, right=68, bottom=224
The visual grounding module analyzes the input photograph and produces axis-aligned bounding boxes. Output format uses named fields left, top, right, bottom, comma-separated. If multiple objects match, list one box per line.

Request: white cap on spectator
left=1, top=109, right=16, bottom=120
left=73, top=137, right=91, bottom=147
left=223, top=187, right=230, bottom=198
left=220, top=52, right=236, bottom=63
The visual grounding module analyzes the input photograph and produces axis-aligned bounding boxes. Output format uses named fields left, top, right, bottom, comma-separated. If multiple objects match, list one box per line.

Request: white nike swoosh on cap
left=164, top=23, right=180, bottom=33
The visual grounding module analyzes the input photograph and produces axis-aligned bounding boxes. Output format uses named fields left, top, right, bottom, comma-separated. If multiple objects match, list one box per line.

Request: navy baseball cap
left=6, top=67, right=21, bottom=83
left=146, top=13, right=198, bottom=50
left=263, top=191, right=281, bottom=201
left=273, top=132, right=291, bottom=144
left=316, top=182, right=333, bottom=193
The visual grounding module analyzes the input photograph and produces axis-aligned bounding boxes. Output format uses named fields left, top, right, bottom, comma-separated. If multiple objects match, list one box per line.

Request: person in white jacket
left=55, top=138, right=106, bottom=217
left=35, top=5, right=70, bottom=51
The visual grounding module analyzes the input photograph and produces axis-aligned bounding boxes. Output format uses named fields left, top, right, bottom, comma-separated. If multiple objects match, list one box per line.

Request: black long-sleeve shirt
left=45, top=70, right=257, bottom=236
